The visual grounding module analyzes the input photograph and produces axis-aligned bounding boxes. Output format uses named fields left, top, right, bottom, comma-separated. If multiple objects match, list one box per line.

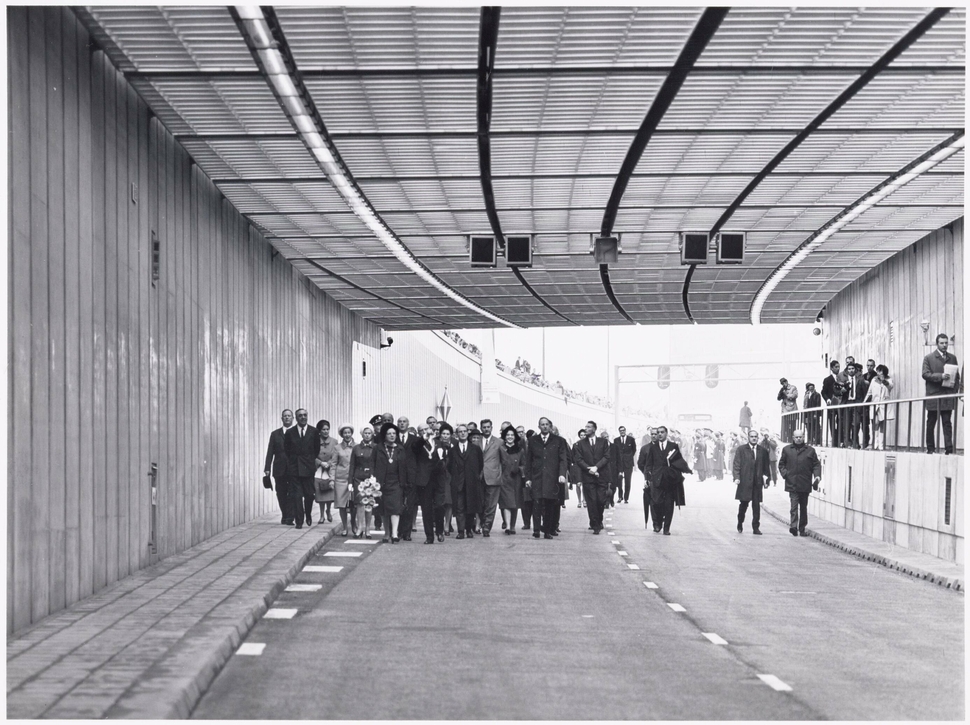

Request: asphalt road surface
left=192, top=476, right=964, bottom=720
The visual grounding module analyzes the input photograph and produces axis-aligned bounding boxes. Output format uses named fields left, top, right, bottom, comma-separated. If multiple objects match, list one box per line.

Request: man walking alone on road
left=733, top=429, right=770, bottom=535
left=778, top=429, right=821, bottom=537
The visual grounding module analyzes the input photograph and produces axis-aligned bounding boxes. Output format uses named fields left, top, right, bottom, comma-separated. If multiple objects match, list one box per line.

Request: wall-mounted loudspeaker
left=593, top=236, right=619, bottom=264
left=506, top=235, right=533, bottom=267
left=469, top=236, right=497, bottom=267
left=680, top=232, right=709, bottom=265
left=717, top=231, right=745, bottom=264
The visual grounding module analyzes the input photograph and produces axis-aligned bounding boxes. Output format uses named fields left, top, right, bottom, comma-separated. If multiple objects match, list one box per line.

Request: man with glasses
left=778, top=429, right=821, bottom=536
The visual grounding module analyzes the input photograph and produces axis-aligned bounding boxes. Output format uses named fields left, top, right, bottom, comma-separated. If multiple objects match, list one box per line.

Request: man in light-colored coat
left=733, top=429, right=770, bottom=534
left=922, top=333, right=961, bottom=454
left=477, top=419, right=504, bottom=536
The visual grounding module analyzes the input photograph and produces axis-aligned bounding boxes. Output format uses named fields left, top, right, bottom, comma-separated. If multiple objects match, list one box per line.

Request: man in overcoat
left=284, top=408, right=321, bottom=529
left=412, top=423, right=440, bottom=544
left=613, top=426, right=638, bottom=504
left=778, top=429, right=822, bottom=536
left=641, top=426, right=691, bottom=535
left=923, top=333, right=960, bottom=454
left=524, top=417, right=568, bottom=539
left=577, top=421, right=611, bottom=534
left=477, top=419, right=503, bottom=537
left=264, top=408, right=294, bottom=525
left=732, top=429, right=770, bottom=534
left=448, top=424, right=484, bottom=539
left=637, top=427, right=658, bottom=530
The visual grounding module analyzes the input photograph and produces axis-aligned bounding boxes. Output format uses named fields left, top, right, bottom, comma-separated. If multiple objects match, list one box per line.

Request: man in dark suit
left=821, top=359, right=846, bottom=447
left=923, top=333, right=961, bottom=454
left=264, top=408, right=295, bottom=525
left=396, top=416, right=422, bottom=541
left=448, top=424, right=484, bottom=539
left=843, top=363, right=869, bottom=449
left=637, top=427, right=658, bottom=530
left=576, top=421, right=611, bottom=534
left=411, top=422, right=440, bottom=544
left=642, top=426, right=691, bottom=535
left=613, top=426, right=638, bottom=504
left=803, top=384, right=822, bottom=446
left=732, top=429, right=770, bottom=534
left=524, top=417, right=568, bottom=539
left=284, top=408, right=322, bottom=529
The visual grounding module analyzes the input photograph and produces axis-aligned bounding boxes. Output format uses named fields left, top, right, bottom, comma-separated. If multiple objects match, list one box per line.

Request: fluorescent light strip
left=750, top=134, right=964, bottom=325
left=235, top=7, right=518, bottom=329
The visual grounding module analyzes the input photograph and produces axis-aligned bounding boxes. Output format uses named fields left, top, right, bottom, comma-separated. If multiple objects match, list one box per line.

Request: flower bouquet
left=358, top=476, right=382, bottom=512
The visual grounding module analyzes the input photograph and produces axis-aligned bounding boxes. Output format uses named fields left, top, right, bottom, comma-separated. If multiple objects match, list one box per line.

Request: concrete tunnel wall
left=6, top=7, right=382, bottom=634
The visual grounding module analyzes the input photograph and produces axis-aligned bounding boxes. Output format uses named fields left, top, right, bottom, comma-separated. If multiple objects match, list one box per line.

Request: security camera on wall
left=380, top=329, right=394, bottom=349
left=812, top=324, right=822, bottom=336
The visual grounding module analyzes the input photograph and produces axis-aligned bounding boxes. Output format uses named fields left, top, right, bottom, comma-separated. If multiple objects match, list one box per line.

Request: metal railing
left=781, top=393, right=964, bottom=454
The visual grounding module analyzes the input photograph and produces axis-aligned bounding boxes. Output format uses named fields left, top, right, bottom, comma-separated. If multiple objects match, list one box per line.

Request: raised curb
left=144, top=523, right=341, bottom=719
left=761, top=503, right=964, bottom=593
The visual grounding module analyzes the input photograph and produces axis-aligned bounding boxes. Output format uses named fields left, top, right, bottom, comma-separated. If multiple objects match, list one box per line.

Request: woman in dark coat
left=498, top=426, right=524, bottom=534
left=570, top=430, right=586, bottom=509
left=434, top=423, right=454, bottom=537
left=374, top=423, right=411, bottom=543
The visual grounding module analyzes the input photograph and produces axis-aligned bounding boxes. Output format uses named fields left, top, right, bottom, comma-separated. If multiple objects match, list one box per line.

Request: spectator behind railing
left=868, top=364, right=894, bottom=450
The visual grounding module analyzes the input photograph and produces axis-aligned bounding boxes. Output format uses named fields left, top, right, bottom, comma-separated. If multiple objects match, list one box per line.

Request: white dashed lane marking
left=643, top=582, right=659, bottom=589
left=237, top=643, right=266, bottom=656
left=324, top=551, right=363, bottom=558
left=627, top=564, right=640, bottom=570
left=264, top=608, right=298, bottom=619
left=618, top=551, right=629, bottom=557
left=303, top=565, right=343, bottom=573
left=667, top=603, right=686, bottom=612
left=344, top=540, right=378, bottom=545
left=285, top=584, right=322, bottom=592
left=757, top=674, right=793, bottom=692
left=702, top=632, right=728, bottom=645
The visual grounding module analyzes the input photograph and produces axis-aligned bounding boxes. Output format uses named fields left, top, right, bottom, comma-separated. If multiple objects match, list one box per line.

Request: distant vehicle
left=678, top=413, right=713, bottom=423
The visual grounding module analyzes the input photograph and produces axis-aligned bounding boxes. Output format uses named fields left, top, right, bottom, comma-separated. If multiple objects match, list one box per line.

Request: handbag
left=314, top=465, right=333, bottom=493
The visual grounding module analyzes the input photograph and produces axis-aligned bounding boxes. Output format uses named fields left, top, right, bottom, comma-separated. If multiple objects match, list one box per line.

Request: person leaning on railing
left=922, top=333, right=960, bottom=455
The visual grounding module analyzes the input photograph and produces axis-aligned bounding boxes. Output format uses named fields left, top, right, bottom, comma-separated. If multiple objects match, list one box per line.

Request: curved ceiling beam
left=683, top=7, right=952, bottom=323
left=751, top=131, right=965, bottom=325
left=476, top=6, right=576, bottom=326
left=229, top=6, right=519, bottom=329
left=599, top=8, right=730, bottom=323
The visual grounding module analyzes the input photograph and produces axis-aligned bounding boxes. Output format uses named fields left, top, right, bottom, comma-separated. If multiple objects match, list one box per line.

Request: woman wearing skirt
left=498, top=426, right=524, bottom=534
left=374, top=423, right=410, bottom=543
left=332, top=425, right=356, bottom=536
left=349, top=426, right=376, bottom=538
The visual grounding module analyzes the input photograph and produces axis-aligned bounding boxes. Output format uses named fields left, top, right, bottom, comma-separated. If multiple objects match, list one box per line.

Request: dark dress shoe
left=752, top=529, right=762, bottom=535
left=483, top=531, right=490, bottom=538
left=521, top=525, right=530, bottom=531
left=663, top=530, right=670, bottom=535
left=456, top=532, right=466, bottom=540
left=592, top=529, right=600, bottom=535
left=382, top=537, right=390, bottom=543
left=501, top=522, right=507, bottom=530
left=402, top=535, right=411, bottom=541
left=799, top=530, right=807, bottom=536
left=306, top=516, right=313, bottom=526
left=653, top=528, right=661, bottom=533
left=295, top=524, right=303, bottom=529
left=444, top=530, right=452, bottom=537
left=392, top=537, right=399, bottom=543
left=425, top=538, right=434, bottom=544
left=532, top=532, right=541, bottom=539
left=327, top=511, right=333, bottom=522
left=789, top=528, right=798, bottom=536
left=551, top=531, right=559, bottom=536
left=544, top=533, right=555, bottom=540
left=437, top=533, right=444, bottom=543
left=509, top=529, right=516, bottom=535
left=466, top=530, right=475, bottom=538
left=737, top=523, right=743, bottom=533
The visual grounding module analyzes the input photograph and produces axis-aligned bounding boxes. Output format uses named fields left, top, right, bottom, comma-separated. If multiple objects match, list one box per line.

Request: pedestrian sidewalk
left=6, top=513, right=341, bottom=718
left=761, top=485, right=963, bottom=593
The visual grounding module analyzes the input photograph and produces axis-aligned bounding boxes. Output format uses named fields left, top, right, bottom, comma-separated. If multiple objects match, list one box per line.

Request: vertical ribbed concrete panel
left=822, top=218, right=963, bottom=448
left=6, top=7, right=380, bottom=635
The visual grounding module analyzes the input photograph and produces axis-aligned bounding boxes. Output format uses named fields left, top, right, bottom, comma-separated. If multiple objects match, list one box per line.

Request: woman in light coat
left=868, top=365, right=895, bottom=450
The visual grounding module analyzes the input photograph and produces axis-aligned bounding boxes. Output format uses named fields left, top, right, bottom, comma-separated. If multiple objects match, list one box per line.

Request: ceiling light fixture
left=750, top=133, right=964, bottom=325
left=232, top=6, right=518, bottom=329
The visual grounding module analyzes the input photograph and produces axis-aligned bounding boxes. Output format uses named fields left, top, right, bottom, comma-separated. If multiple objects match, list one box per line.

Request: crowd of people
left=265, top=410, right=824, bottom=542
left=768, top=333, right=961, bottom=454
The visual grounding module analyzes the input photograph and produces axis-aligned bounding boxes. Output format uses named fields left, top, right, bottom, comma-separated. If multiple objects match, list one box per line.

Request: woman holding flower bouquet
left=349, top=426, right=377, bottom=538
left=374, top=423, right=412, bottom=543
left=332, top=425, right=356, bottom=536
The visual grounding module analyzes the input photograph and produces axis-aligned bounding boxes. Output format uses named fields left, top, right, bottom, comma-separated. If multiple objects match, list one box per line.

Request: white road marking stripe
left=618, top=551, right=629, bottom=557
left=324, top=551, right=363, bottom=558
left=303, top=565, right=343, bottom=573
left=757, top=674, right=793, bottom=692
left=582, top=615, right=594, bottom=618
left=702, top=632, right=728, bottom=645
left=612, top=541, right=621, bottom=546
left=627, top=564, right=640, bottom=570
left=643, top=582, right=659, bottom=589
left=285, top=584, right=322, bottom=592
left=344, top=540, right=378, bottom=545
left=667, top=603, right=686, bottom=612
left=237, top=643, right=266, bottom=656
left=264, top=608, right=298, bottom=619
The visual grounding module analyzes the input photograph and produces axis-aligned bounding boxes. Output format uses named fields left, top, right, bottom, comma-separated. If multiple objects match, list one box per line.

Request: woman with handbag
left=314, top=420, right=337, bottom=524
left=332, top=425, right=356, bottom=536
left=374, top=423, right=409, bottom=543
left=349, top=426, right=377, bottom=538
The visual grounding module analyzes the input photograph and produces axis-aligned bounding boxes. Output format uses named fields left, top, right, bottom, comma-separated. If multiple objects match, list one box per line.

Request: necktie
left=300, top=426, right=305, bottom=438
